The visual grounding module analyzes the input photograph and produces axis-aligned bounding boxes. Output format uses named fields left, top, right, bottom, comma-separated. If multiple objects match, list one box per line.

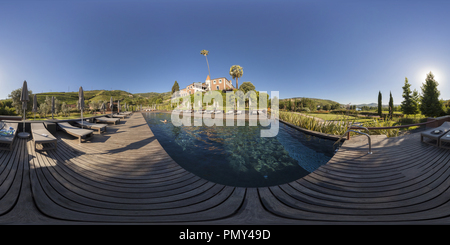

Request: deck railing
left=347, top=119, right=439, bottom=139
left=340, top=118, right=444, bottom=154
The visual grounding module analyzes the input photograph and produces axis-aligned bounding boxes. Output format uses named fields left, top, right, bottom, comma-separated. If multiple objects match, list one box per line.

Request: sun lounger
left=75, top=121, right=107, bottom=133
left=225, top=110, right=234, bottom=115
left=96, top=117, right=120, bottom=125
left=236, top=110, right=243, bottom=115
left=214, top=110, right=222, bottom=114
left=439, top=132, right=450, bottom=149
left=112, top=114, right=127, bottom=119
left=0, top=122, right=18, bottom=151
left=31, top=123, right=57, bottom=151
left=421, top=121, right=450, bottom=147
left=119, top=111, right=132, bottom=117
left=57, top=122, right=94, bottom=143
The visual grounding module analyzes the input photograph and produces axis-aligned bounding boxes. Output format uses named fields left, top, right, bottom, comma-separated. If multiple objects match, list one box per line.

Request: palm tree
left=200, top=50, right=210, bottom=78
left=229, top=65, right=243, bottom=89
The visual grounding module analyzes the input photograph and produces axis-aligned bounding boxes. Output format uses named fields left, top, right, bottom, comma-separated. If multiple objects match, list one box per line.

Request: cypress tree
left=171, top=81, right=180, bottom=95
left=378, top=91, right=382, bottom=117
left=401, top=77, right=413, bottom=115
left=411, top=89, right=420, bottom=115
left=389, top=91, right=394, bottom=119
left=420, top=72, right=444, bottom=117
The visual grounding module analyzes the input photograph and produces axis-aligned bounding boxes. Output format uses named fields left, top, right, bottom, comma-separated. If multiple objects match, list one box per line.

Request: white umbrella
left=32, top=94, right=37, bottom=120
left=19, top=80, right=30, bottom=138
left=101, top=102, right=105, bottom=114
left=110, top=97, right=113, bottom=115
left=51, top=96, right=55, bottom=120
left=79, top=86, right=85, bottom=129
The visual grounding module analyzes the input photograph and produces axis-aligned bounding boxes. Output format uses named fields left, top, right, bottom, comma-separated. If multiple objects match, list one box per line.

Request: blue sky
left=1, top=0, right=449, bottom=105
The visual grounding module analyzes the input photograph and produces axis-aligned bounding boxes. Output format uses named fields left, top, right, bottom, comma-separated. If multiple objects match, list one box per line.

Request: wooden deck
left=1, top=112, right=450, bottom=224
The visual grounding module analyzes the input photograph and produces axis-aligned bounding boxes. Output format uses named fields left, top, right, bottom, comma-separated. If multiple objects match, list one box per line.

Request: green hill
left=282, top=97, right=341, bottom=107
left=36, top=90, right=137, bottom=105
left=33, top=89, right=173, bottom=108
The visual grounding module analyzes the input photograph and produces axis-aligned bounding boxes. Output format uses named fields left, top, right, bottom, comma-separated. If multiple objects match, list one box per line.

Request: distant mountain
left=354, top=103, right=401, bottom=108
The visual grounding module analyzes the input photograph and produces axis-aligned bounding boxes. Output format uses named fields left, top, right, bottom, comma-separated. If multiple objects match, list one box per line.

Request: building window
left=213, top=80, right=216, bottom=84
left=219, top=79, right=222, bottom=83
left=216, top=85, right=219, bottom=90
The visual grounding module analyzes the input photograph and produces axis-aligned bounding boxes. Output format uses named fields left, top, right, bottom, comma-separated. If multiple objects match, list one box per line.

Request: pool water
left=143, top=112, right=338, bottom=187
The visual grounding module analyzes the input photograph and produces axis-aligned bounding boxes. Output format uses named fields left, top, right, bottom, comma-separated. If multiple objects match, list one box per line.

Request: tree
left=61, top=102, right=70, bottom=117
left=8, top=87, right=34, bottom=115
left=378, top=91, right=382, bottom=117
left=301, top=98, right=316, bottom=111
left=239, top=81, right=255, bottom=94
left=401, top=77, right=415, bottom=115
left=200, top=50, right=210, bottom=78
left=171, top=81, right=180, bottom=95
left=229, top=65, right=243, bottom=89
left=420, top=71, right=444, bottom=117
left=389, top=91, right=394, bottom=119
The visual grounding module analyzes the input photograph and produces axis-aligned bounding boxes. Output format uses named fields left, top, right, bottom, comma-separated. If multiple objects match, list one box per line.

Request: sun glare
left=419, top=68, right=442, bottom=82
left=415, top=67, right=445, bottom=89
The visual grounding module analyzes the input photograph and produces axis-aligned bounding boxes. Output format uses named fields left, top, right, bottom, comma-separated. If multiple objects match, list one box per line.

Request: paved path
left=0, top=112, right=449, bottom=224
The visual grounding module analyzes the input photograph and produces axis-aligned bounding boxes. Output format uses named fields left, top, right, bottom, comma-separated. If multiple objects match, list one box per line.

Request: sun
left=416, top=67, right=444, bottom=87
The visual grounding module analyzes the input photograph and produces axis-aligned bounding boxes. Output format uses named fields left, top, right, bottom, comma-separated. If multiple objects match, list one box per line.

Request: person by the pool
left=161, top=119, right=168, bottom=123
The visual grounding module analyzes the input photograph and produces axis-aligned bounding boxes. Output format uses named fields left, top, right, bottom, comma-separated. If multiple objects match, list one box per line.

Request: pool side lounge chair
left=421, top=121, right=450, bottom=147
left=225, top=110, right=234, bottom=115
left=439, top=132, right=450, bottom=149
left=214, top=110, right=222, bottom=114
left=57, top=122, right=94, bottom=144
left=31, top=123, right=57, bottom=151
left=96, top=117, right=120, bottom=125
left=112, top=114, right=127, bottom=119
left=0, top=122, right=18, bottom=151
left=75, top=121, right=107, bottom=133
left=236, top=110, right=243, bottom=115
left=120, top=111, right=132, bottom=115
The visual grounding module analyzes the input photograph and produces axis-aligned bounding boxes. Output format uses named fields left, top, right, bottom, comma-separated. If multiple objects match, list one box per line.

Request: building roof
left=206, top=75, right=210, bottom=80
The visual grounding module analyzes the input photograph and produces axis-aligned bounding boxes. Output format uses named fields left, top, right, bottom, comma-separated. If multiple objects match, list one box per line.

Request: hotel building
left=175, top=75, right=235, bottom=98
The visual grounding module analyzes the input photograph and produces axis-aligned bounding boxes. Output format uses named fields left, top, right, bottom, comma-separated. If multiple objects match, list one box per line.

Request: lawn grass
left=280, top=110, right=429, bottom=137
left=305, top=113, right=359, bottom=121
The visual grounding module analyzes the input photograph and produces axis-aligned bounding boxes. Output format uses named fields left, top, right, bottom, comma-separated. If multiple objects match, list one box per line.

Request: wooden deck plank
left=0, top=137, right=24, bottom=215
left=24, top=113, right=246, bottom=223
left=5, top=112, right=450, bottom=224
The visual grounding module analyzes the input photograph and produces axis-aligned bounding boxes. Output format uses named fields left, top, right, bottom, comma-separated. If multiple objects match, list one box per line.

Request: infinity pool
left=143, top=112, right=338, bottom=187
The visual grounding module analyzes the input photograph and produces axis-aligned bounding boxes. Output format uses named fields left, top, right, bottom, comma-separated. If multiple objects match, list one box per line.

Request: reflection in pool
left=143, top=112, right=338, bottom=187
